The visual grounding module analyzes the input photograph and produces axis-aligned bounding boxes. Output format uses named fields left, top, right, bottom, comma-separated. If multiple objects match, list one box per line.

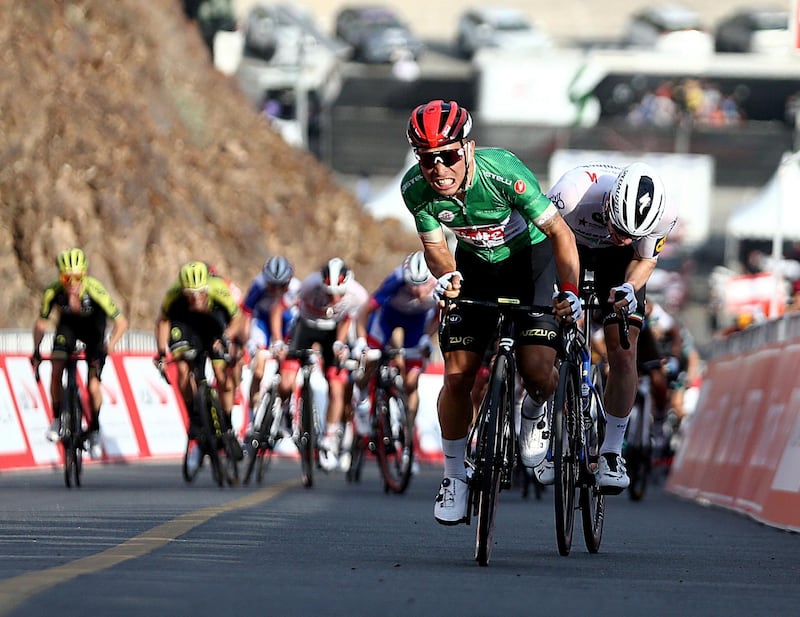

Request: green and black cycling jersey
left=160, top=276, right=240, bottom=324
left=39, top=276, right=122, bottom=325
left=401, top=147, right=556, bottom=263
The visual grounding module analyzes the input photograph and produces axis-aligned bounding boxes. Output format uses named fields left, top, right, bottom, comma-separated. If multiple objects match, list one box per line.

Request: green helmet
left=56, top=248, right=88, bottom=274
left=179, top=261, right=209, bottom=290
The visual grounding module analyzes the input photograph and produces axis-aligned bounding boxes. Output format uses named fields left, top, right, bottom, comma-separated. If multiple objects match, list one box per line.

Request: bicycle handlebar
left=613, top=290, right=631, bottom=350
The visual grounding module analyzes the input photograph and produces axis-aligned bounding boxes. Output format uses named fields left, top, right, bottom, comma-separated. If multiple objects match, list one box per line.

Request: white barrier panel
left=0, top=353, right=446, bottom=472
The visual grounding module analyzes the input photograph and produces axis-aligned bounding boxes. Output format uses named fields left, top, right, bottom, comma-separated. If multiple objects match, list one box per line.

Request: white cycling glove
left=434, top=271, right=462, bottom=299
left=351, top=337, right=368, bottom=359
left=610, top=282, right=637, bottom=314
left=553, top=289, right=583, bottom=321
left=269, top=340, right=287, bottom=355
left=332, top=340, right=350, bottom=361
left=417, top=334, right=433, bottom=357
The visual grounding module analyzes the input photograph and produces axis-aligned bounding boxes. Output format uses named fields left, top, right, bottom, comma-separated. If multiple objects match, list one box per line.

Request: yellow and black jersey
left=160, top=276, right=240, bottom=323
left=38, top=276, right=122, bottom=321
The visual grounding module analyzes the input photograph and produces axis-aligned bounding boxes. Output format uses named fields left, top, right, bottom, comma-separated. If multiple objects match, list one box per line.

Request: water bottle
left=355, top=396, right=371, bottom=435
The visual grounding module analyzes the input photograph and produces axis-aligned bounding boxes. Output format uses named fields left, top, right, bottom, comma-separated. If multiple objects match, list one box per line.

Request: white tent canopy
left=727, top=151, right=800, bottom=241
left=725, top=151, right=800, bottom=268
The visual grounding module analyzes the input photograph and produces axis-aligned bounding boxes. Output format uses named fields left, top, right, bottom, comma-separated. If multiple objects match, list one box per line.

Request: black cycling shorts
left=578, top=244, right=646, bottom=330
left=440, top=242, right=560, bottom=356
left=52, top=319, right=107, bottom=375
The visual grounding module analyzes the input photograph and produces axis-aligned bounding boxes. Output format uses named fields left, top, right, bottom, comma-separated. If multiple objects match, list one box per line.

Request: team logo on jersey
left=653, top=237, right=666, bottom=256
left=514, top=179, right=526, bottom=194
left=438, top=210, right=455, bottom=222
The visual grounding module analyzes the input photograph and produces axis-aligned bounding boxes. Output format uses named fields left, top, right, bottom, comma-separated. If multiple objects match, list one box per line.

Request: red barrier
left=667, top=341, right=800, bottom=532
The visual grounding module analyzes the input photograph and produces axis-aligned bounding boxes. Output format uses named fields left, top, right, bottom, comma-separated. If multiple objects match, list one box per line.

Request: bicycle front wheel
left=63, top=392, right=83, bottom=489
left=553, top=360, right=579, bottom=556
left=375, top=390, right=413, bottom=494
left=244, top=389, right=278, bottom=484
left=298, top=384, right=316, bottom=488
left=474, top=353, right=509, bottom=567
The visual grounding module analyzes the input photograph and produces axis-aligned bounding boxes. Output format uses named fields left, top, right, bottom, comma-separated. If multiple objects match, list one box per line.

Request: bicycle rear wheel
left=580, top=365, right=605, bottom=553
left=474, top=353, right=509, bottom=567
left=298, top=384, right=316, bottom=488
left=553, top=360, right=579, bottom=556
left=624, top=397, right=650, bottom=501
left=376, top=390, right=413, bottom=494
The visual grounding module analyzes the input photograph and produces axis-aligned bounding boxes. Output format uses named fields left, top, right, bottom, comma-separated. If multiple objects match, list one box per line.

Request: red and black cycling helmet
left=407, top=100, right=473, bottom=149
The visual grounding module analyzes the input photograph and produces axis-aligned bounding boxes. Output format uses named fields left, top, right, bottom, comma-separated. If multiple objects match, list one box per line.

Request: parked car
left=623, top=4, right=713, bottom=55
left=334, top=5, right=424, bottom=63
left=714, top=7, right=790, bottom=54
left=455, top=6, right=552, bottom=58
left=243, top=3, right=350, bottom=64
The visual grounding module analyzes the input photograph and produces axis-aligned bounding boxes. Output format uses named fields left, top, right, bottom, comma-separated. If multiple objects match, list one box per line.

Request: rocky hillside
left=0, top=0, right=418, bottom=330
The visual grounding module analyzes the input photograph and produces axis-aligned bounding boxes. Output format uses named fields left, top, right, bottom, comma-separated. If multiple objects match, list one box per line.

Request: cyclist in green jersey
left=155, top=261, right=245, bottom=472
left=32, top=248, right=129, bottom=459
left=401, top=100, right=582, bottom=525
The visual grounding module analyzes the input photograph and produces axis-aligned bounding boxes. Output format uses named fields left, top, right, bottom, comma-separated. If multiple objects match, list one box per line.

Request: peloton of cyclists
left=154, top=261, right=245, bottom=475
left=545, top=161, right=678, bottom=493
left=32, top=248, right=129, bottom=460
left=352, top=250, right=439, bottom=432
left=276, top=257, right=368, bottom=472
left=401, top=99, right=582, bottom=525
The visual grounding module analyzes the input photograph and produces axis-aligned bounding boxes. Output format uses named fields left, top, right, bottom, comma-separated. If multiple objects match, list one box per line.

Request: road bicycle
left=243, top=360, right=282, bottom=485
left=445, top=296, right=553, bottom=566
left=284, top=348, right=324, bottom=488
left=35, top=350, right=88, bottom=488
left=177, top=347, right=240, bottom=487
left=551, top=271, right=628, bottom=556
left=345, top=347, right=416, bottom=494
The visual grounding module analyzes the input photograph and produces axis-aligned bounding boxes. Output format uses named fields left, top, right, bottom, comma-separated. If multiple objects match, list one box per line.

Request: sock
left=600, top=415, right=630, bottom=455
left=521, top=395, right=546, bottom=420
left=442, top=437, right=468, bottom=481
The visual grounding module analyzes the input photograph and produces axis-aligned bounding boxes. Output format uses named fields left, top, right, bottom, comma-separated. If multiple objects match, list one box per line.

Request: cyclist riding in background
left=546, top=161, right=678, bottom=493
left=32, top=248, right=129, bottom=459
left=400, top=99, right=581, bottom=525
left=278, top=257, right=368, bottom=472
left=206, top=262, right=248, bottom=428
left=154, top=261, right=245, bottom=469
left=352, top=250, right=439, bottom=427
left=241, top=255, right=300, bottom=429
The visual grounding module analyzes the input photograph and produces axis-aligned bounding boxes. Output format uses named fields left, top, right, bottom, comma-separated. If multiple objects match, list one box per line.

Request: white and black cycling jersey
left=547, top=163, right=677, bottom=260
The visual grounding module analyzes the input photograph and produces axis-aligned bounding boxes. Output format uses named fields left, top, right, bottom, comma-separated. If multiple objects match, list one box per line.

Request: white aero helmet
left=321, top=257, right=353, bottom=294
left=263, top=255, right=293, bottom=285
left=402, top=250, right=431, bottom=286
left=607, top=162, right=666, bottom=238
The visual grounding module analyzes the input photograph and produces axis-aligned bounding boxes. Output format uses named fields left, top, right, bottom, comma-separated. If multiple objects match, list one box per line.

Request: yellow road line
left=0, top=480, right=295, bottom=616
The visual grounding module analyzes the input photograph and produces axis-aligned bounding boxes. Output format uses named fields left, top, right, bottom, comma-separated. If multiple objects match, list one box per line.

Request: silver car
left=455, top=6, right=552, bottom=59
left=334, top=5, right=424, bottom=64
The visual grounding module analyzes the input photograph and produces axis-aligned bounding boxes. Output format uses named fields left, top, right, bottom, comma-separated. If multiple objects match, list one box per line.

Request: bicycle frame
left=286, top=348, right=323, bottom=488
left=35, top=351, right=88, bottom=488
left=61, top=353, right=87, bottom=488
left=181, top=348, right=238, bottom=487
left=444, top=296, right=549, bottom=566
left=553, top=269, right=624, bottom=556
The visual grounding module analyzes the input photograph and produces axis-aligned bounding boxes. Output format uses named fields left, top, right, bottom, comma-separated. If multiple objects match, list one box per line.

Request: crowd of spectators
left=627, top=78, right=744, bottom=128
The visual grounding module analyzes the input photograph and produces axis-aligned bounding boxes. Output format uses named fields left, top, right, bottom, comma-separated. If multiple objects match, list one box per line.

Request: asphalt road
left=1, top=458, right=797, bottom=616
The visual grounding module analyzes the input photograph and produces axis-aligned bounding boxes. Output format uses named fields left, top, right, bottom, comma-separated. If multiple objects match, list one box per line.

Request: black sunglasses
left=416, top=148, right=465, bottom=169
